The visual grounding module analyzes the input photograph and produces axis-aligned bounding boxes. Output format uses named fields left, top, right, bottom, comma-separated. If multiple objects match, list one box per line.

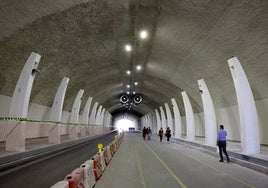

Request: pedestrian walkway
left=95, top=132, right=268, bottom=188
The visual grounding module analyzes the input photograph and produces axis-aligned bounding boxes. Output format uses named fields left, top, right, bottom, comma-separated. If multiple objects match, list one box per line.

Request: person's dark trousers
left=159, top=135, right=163, bottom=142
left=218, top=141, right=230, bottom=162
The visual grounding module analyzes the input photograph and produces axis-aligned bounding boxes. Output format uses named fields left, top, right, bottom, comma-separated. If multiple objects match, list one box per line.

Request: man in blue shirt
left=217, top=125, right=230, bottom=162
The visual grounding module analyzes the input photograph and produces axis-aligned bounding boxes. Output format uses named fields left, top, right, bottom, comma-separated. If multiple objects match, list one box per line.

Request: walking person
left=165, top=127, right=171, bottom=143
left=158, top=127, right=164, bottom=142
left=142, top=127, right=147, bottom=140
left=147, top=127, right=152, bottom=140
left=217, top=125, right=230, bottom=162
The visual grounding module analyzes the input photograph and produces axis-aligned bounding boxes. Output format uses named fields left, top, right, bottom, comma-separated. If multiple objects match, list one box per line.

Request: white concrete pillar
left=165, top=103, right=174, bottom=136
left=155, top=109, right=161, bottom=133
left=146, top=114, right=150, bottom=128
left=182, top=91, right=195, bottom=141
left=69, top=89, right=84, bottom=139
left=49, top=77, right=69, bottom=143
left=151, top=112, right=157, bottom=134
left=6, top=52, right=41, bottom=151
left=228, top=57, right=260, bottom=154
left=100, top=108, right=105, bottom=126
left=104, top=111, right=109, bottom=126
left=171, top=98, right=182, bottom=139
left=160, top=106, right=167, bottom=131
left=105, top=112, right=112, bottom=127
left=80, top=96, right=93, bottom=137
left=89, top=102, right=98, bottom=125
left=198, top=79, right=217, bottom=146
left=95, top=105, right=103, bottom=125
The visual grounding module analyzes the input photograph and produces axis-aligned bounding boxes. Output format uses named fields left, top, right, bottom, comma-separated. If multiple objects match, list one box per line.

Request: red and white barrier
left=80, top=160, right=95, bottom=188
left=91, top=155, right=102, bottom=181
left=103, top=146, right=110, bottom=165
left=109, top=142, right=116, bottom=156
left=106, top=146, right=112, bottom=161
left=98, top=151, right=106, bottom=171
left=64, top=168, right=85, bottom=188
left=51, top=133, right=125, bottom=187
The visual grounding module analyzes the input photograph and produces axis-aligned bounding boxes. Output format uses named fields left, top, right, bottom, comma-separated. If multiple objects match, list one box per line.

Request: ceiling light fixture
left=140, top=30, right=148, bottom=39
left=126, top=70, right=131, bottom=75
left=125, top=44, right=132, bottom=52
left=136, top=65, right=142, bottom=71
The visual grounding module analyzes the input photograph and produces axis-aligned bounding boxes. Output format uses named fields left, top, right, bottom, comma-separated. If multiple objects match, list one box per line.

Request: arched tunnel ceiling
left=0, top=0, right=268, bottom=118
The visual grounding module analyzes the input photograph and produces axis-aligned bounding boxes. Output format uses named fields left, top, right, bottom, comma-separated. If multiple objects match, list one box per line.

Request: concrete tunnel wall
left=0, top=93, right=268, bottom=145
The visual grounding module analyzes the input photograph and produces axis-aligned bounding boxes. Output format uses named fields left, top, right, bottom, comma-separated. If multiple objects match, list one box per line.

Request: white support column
left=104, top=111, right=109, bottom=126
left=144, top=115, right=148, bottom=127
left=171, top=98, right=182, bottom=139
left=160, top=106, right=167, bottom=131
left=182, top=91, right=195, bottom=141
left=89, top=102, right=98, bottom=125
left=80, top=96, right=93, bottom=137
left=100, top=108, right=105, bottom=126
left=95, top=105, right=103, bottom=125
left=49, top=77, right=69, bottom=143
left=151, top=112, right=157, bottom=134
left=228, top=57, right=260, bottom=154
left=165, top=103, right=174, bottom=136
left=105, top=112, right=112, bottom=127
left=155, top=109, right=161, bottom=133
left=6, top=52, right=41, bottom=151
left=146, top=114, right=149, bottom=128
left=148, top=113, right=153, bottom=129
left=69, top=89, right=84, bottom=139
left=198, top=79, right=217, bottom=146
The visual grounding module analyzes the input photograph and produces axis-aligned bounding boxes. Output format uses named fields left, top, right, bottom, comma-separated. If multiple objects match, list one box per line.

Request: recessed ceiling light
left=133, top=91, right=136, bottom=94
left=125, top=44, right=132, bottom=52
left=134, top=82, right=138, bottom=85
left=127, top=91, right=130, bottom=94
left=127, top=85, right=130, bottom=88
left=136, top=65, right=142, bottom=71
left=140, top=30, right=148, bottom=39
left=126, top=70, right=131, bottom=75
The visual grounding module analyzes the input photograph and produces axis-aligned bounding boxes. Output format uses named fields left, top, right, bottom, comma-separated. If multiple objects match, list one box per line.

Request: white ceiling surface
left=0, top=0, right=267, bottom=117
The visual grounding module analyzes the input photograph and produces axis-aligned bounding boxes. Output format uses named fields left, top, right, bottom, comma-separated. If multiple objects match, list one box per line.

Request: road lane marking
left=142, top=141, right=187, bottom=188
left=133, top=145, right=147, bottom=188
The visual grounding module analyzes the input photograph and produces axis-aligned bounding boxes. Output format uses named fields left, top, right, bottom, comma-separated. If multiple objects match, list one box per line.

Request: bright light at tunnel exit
left=115, top=119, right=134, bottom=132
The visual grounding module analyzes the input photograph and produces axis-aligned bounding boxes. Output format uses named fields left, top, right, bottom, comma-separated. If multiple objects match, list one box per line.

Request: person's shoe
left=219, top=160, right=223, bottom=162
left=227, top=159, right=230, bottom=163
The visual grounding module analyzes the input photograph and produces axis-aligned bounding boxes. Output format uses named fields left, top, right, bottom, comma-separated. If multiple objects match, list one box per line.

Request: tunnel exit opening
left=115, top=118, right=138, bottom=132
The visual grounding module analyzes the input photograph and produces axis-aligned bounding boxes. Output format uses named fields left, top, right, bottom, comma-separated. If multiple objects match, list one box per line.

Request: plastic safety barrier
left=51, top=133, right=125, bottom=187
left=106, top=146, right=112, bottom=161
left=64, top=168, right=85, bottom=188
left=98, top=151, right=106, bottom=171
left=103, top=147, right=110, bottom=165
left=50, top=181, right=69, bottom=188
left=91, top=155, right=102, bottom=181
left=109, top=142, right=116, bottom=156
left=81, top=160, right=95, bottom=188
left=114, top=137, right=119, bottom=149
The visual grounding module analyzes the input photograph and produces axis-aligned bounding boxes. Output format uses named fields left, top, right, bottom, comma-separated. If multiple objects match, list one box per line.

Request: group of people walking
left=142, top=127, right=152, bottom=140
left=142, top=126, right=172, bottom=143
left=158, top=127, right=171, bottom=143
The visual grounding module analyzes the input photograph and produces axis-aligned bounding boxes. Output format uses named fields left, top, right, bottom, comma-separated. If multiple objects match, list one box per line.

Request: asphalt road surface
left=0, top=131, right=117, bottom=188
